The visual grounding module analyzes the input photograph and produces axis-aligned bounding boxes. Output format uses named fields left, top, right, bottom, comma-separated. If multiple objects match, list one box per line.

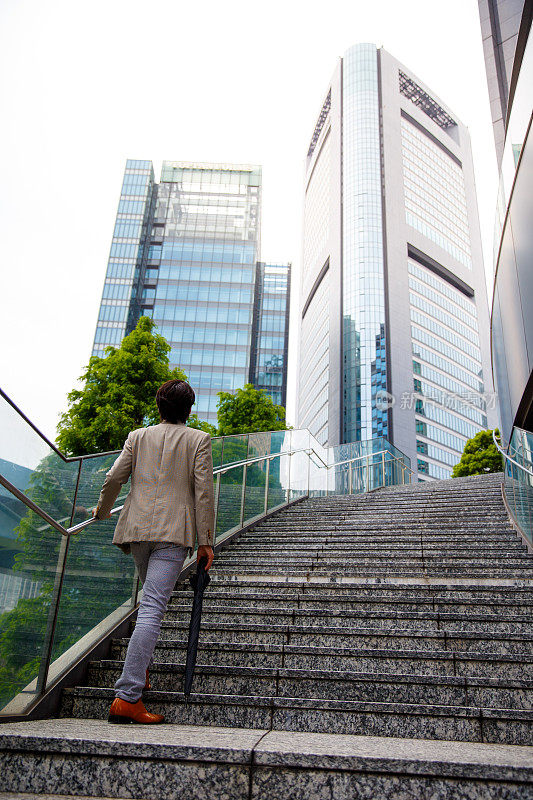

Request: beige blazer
left=95, top=422, right=215, bottom=554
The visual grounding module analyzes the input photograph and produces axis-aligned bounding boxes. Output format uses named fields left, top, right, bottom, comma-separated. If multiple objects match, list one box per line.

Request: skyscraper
left=478, top=1, right=533, bottom=444
left=92, top=160, right=290, bottom=424
left=298, top=44, right=497, bottom=480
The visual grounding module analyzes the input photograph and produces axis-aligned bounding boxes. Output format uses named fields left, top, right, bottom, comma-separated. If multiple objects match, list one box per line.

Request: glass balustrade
left=501, top=426, right=533, bottom=547
left=0, top=386, right=412, bottom=716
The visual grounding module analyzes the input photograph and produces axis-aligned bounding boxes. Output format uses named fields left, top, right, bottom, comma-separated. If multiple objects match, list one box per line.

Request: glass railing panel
left=289, top=429, right=308, bottom=457
left=247, top=432, right=272, bottom=462
left=218, top=435, right=249, bottom=469
left=266, top=455, right=288, bottom=512
left=0, top=516, right=63, bottom=714
left=288, top=448, right=309, bottom=502
left=242, top=460, right=268, bottom=526
left=308, top=453, right=327, bottom=497
left=216, top=465, right=244, bottom=540
left=0, top=392, right=80, bottom=526
left=270, top=430, right=291, bottom=456
left=46, top=516, right=137, bottom=692
left=211, top=438, right=223, bottom=470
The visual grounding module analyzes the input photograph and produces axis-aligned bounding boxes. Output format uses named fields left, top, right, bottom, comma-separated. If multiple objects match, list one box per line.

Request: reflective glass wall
left=92, top=160, right=155, bottom=357
left=409, top=257, right=487, bottom=480
left=147, top=163, right=261, bottom=424
left=342, top=44, right=389, bottom=443
left=249, top=262, right=291, bottom=407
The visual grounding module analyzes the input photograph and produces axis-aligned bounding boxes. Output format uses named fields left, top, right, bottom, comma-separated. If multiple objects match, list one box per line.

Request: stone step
left=110, top=639, right=533, bottom=680
left=163, top=604, right=533, bottom=634
left=185, top=580, right=533, bottom=598
left=169, top=591, right=533, bottom=614
left=212, top=545, right=533, bottom=570
left=151, top=621, right=533, bottom=655
left=224, top=543, right=527, bottom=553
left=88, top=660, right=533, bottom=710
left=60, top=685, right=533, bottom=745
left=208, top=566, right=533, bottom=578
left=1, top=720, right=531, bottom=800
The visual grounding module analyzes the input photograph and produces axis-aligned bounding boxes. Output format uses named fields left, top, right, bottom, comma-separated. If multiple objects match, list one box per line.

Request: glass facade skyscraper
left=298, top=44, right=497, bottom=480
left=92, top=161, right=290, bottom=424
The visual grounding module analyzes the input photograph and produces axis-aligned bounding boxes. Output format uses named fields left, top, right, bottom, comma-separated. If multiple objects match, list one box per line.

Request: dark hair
left=156, top=380, right=195, bottom=424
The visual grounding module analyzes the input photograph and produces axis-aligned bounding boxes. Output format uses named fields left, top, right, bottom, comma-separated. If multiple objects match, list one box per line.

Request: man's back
left=96, top=421, right=215, bottom=552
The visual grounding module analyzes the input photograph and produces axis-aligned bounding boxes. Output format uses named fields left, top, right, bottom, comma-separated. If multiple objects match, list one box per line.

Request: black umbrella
left=183, top=555, right=211, bottom=699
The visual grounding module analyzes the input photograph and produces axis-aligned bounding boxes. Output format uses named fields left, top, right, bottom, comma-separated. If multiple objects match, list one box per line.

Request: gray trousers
left=114, top=542, right=188, bottom=703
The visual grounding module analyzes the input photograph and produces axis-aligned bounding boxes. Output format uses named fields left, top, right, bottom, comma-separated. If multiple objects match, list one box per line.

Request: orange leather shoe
left=108, top=697, right=164, bottom=724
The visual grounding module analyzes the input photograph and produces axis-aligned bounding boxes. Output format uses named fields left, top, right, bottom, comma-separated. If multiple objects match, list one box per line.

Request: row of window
left=408, top=261, right=476, bottom=313
left=416, top=379, right=486, bottom=426
left=401, top=121, right=466, bottom=194
left=155, top=283, right=253, bottom=305
left=160, top=240, right=256, bottom=264
left=417, top=459, right=451, bottom=479
left=156, top=324, right=250, bottom=347
left=416, top=419, right=466, bottom=453
left=114, top=221, right=143, bottom=239
left=416, top=400, right=481, bottom=439
left=411, top=311, right=481, bottom=361
left=152, top=304, right=251, bottom=325
left=103, top=283, right=132, bottom=301
left=408, top=276, right=478, bottom=330
left=110, top=242, right=141, bottom=260
left=169, top=347, right=248, bottom=369
left=403, top=179, right=470, bottom=241
left=412, top=341, right=481, bottom=388
left=93, top=325, right=124, bottom=345
left=409, top=293, right=480, bottom=345
left=106, top=262, right=136, bottom=280
left=416, top=439, right=459, bottom=467
left=406, top=211, right=472, bottom=270
left=98, top=304, right=128, bottom=322
left=413, top=359, right=483, bottom=401
left=158, top=264, right=255, bottom=284
left=405, top=193, right=471, bottom=255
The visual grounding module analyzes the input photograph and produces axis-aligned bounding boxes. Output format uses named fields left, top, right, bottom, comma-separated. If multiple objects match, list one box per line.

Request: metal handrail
left=0, top=473, right=124, bottom=536
left=0, top=443, right=413, bottom=540
left=492, top=430, right=533, bottom=478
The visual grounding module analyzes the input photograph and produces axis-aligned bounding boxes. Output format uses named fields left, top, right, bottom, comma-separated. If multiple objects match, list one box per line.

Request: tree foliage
left=56, top=317, right=187, bottom=455
left=187, top=414, right=217, bottom=437
left=216, top=384, right=288, bottom=436
left=451, top=429, right=503, bottom=478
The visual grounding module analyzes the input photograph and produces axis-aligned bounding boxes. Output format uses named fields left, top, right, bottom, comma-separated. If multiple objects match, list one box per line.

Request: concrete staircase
left=1, top=472, right=533, bottom=798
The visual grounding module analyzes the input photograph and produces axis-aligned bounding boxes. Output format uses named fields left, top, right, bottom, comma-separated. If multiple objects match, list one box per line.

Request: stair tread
left=1, top=719, right=532, bottom=780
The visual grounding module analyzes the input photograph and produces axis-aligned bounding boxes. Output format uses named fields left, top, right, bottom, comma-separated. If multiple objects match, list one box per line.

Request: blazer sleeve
left=95, top=432, right=134, bottom=519
left=193, top=433, right=215, bottom=547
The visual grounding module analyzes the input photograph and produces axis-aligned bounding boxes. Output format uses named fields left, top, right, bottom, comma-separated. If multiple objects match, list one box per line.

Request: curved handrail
left=492, top=429, right=533, bottom=478
left=0, top=472, right=124, bottom=536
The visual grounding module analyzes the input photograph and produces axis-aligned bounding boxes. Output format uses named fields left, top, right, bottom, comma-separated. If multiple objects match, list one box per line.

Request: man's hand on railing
left=197, top=545, right=214, bottom=571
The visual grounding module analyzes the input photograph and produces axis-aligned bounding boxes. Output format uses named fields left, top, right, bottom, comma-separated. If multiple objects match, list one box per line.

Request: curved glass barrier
left=502, top=426, right=533, bottom=548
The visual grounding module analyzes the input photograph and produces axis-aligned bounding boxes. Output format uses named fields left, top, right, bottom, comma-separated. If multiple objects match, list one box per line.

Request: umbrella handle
left=197, top=555, right=208, bottom=572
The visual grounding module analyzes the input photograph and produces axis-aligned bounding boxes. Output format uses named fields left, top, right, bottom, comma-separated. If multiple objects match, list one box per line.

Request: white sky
left=0, top=0, right=498, bottom=444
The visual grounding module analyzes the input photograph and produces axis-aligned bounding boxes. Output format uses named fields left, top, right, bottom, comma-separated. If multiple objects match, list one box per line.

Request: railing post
left=264, top=457, right=270, bottom=515
left=213, top=471, right=221, bottom=537
left=239, top=463, right=247, bottom=528
left=382, top=451, right=386, bottom=487
left=287, top=452, right=292, bottom=504
left=348, top=460, right=352, bottom=495
left=366, top=456, right=370, bottom=492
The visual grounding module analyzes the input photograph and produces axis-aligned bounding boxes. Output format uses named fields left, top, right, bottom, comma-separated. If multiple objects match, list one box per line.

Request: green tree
left=451, top=429, right=503, bottom=478
left=187, top=414, right=217, bottom=437
left=216, top=384, right=288, bottom=436
left=56, top=317, right=187, bottom=455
